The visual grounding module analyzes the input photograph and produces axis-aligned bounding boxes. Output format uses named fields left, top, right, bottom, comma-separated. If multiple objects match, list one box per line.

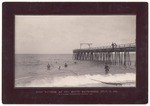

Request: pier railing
left=74, top=43, right=136, bottom=51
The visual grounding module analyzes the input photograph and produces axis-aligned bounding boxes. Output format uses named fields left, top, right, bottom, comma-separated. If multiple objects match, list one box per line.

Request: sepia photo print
left=15, top=15, right=136, bottom=87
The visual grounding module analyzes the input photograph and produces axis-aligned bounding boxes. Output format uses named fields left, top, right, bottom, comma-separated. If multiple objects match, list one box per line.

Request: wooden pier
left=73, top=43, right=136, bottom=66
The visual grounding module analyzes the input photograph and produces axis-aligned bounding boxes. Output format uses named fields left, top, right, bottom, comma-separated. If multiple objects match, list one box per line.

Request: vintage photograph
left=15, top=15, right=136, bottom=87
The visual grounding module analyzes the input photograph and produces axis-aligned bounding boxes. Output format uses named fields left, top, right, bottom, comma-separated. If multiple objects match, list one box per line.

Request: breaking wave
left=16, top=73, right=136, bottom=87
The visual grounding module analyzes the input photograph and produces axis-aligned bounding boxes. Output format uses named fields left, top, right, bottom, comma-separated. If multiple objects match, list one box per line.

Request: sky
left=15, top=15, right=136, bottom=54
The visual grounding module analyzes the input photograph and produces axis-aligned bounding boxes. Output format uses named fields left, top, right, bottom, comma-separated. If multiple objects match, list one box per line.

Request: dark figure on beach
left=47, top=63, right=50, bottom=70
left=105, top=64, right=110, bottom=74
left=64, top=63, right=68, bottom=68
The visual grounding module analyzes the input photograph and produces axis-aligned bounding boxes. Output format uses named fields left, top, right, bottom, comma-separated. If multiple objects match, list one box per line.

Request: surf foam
left=16, top=73, right=136, bottom=87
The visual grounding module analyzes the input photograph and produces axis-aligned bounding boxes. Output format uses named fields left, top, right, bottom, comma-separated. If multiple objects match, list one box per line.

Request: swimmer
left=104, top=64, right=110, bottom=74
left=58, top=66, right=61, bottom=70
left=47, top=63, right=50, bottom=70
left=64, top=63, right=68, bottom=68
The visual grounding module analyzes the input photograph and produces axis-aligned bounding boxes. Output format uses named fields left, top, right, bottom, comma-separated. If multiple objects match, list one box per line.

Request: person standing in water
left=64, top=63, right=68, bottom=68
left=47, top=63, right=50, bottom=70
left=58, top=66, right=61, bottom=70
left=105, top=64, right=110, bottom=74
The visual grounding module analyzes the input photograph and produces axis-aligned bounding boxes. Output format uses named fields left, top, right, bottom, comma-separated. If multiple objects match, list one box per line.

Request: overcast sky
left=15, top=15, right=136, bottom=54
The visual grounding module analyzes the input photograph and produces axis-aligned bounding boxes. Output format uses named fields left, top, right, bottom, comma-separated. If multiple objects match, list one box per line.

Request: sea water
left=15, top=54, right=136, bottom=87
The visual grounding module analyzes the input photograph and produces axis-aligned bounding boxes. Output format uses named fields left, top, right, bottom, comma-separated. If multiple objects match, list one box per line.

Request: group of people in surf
left=47, top=62, right=109, bottom=74
left=47, top=61, right=78, bottom=70
left=47, top=62, right=68, bottom=70
left=47, top=62, right=110, bottom=74
left=47, top=60, right=81, bottom=70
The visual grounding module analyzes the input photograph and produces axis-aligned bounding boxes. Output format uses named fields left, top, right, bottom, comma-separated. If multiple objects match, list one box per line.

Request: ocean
left=15, top=54, right=136, bottom=87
